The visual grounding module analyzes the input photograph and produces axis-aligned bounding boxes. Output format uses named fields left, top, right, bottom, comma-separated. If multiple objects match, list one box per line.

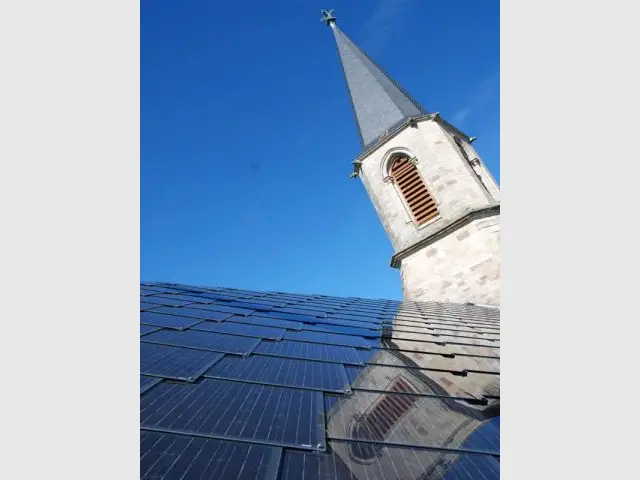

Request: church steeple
left=321, top=9, right=501, bottom=307
left=322, top=9, right=427, bottom=150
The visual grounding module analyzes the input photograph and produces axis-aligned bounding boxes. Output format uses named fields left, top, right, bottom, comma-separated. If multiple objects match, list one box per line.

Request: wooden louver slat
left=390, top=156, right=439, bottom=225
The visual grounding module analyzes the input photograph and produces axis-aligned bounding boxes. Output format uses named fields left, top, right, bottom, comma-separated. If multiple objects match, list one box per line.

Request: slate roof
left=140, top=281, right=500, bottom=479
left=327, top=21, right=427, bottom=150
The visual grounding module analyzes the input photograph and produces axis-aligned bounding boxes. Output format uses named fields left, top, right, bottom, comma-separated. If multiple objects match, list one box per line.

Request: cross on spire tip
left=320, top=9, right=337, bottom=26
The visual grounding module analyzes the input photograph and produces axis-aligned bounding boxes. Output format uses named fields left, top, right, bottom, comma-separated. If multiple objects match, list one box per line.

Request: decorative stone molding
left=379, top=146, right=415, bottom=179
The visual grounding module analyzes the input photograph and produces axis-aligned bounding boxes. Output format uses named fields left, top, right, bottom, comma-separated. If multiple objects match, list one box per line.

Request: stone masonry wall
left=359, top=118, right=497, bottom=254
left=400, top=215, right=500, bottom=306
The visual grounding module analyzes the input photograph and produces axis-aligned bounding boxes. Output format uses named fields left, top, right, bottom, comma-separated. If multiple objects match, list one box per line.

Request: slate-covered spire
left=321, top=9, right=427, bottom=150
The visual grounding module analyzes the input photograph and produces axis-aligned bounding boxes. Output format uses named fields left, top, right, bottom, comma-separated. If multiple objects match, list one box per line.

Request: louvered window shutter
left=390, top=157, right=439, bottom=225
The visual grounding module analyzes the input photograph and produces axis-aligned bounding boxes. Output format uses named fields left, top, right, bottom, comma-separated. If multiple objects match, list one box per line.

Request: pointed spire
left=322, top=10, right=427, bottom=150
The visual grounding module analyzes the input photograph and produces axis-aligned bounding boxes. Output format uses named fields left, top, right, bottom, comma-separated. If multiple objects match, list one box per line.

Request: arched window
left=390, top=156, right=439, bottom=226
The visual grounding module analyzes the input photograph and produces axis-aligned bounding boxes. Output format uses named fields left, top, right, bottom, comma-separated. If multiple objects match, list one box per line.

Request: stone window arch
left=388, top=154, right=439, bottom=226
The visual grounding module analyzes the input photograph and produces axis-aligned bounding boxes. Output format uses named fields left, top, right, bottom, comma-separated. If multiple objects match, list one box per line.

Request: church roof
left=324, top=11, right=427, bottom=150
left=140, top=281, right=500, bottom=479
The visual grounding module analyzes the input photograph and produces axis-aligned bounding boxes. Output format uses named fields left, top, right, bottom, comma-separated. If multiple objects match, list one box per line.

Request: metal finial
left=320, top=9, right=336, bottom=26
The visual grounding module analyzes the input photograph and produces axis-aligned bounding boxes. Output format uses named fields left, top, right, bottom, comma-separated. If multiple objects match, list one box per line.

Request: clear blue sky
left=141, top=0, right=500, bottom=300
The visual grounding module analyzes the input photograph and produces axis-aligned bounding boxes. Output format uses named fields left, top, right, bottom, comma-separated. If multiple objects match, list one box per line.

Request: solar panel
left=382, top=338, right=500, bottom=357
left=324, top=391, right=499, bottom=454
left=140, top=375, right=161, bottom=394
left=192, top=320, right=285, bottom=340
left=280, top=442, right=500, bottom=480
left=186, top=303, right=256, bottom=316
left=140, top=301, right=159, bottom=311
left=161, top=293, right=214, bottom=304
left=141, top=329, right=261, bottom=356
left=204, top=355, right=351, bottom=393
left=140, top=342, right=224, bottom=381
left=283, top=330, right=372, bottom=349
left=227, top=314, right=303, bottom=331
left=142, top=296, right=194, bottom=307
left=225, top=301, right=273, bottom=312
left=140, top=286, right=172, bottom=295
left=254, top=340, right=363, bottom=365
left=306, top=323, right=381, bottom=339
left=140, top=430, right=282, bottom=480
left=344, top=365, right=485, bottom=402
left=254, top=311, right=322, bottom=323
left=149, top=306, right=233, bottom=322
left=141, top=311, right=206, bottom=330
left=140, top=379, right=326, bottom=451
left=140, top=324, right=161, bottom=336
left=321, top=316, right=383, bottom=330
left=391, top=324, right=498, bottom=341
left=274, top=307, right=329, bottom=318
left=359, top=346, right=499, bottom=374
left=139, top=281, right=501, bottom=478
left=337, top=305, right=387, bottom=316
left=191, top=292, right=240, bottom=302
left=329, top=312, right=383, bottom=323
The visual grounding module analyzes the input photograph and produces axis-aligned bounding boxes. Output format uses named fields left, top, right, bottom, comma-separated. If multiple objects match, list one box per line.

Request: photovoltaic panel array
left=141, top=431, right=282, bottom=480
left=139, top=281, right=500, bottom=479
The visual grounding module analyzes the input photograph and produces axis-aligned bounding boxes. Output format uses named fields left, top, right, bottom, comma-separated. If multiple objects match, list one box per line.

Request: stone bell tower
left=323, top=10, right=500, bottom=306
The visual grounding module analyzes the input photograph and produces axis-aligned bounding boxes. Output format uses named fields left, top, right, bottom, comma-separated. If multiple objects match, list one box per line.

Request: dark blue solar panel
left=140, top=324, right=161, bottom=336
left=194, top=292, right=241, bottom=302
left=204, top=355, right=351, bottom=393
left=140, top=343, right=224, bottom=381
left=187, top=303, right=256, bottom=316
left=330, top=311, right=383, bottom=322
left=281, top=443, right=499, bottom=480
left=225, top=301, right=273, bottom=311
left=274, top=307, right=329, bottom=318
left=140, top=375, right=161, bottom=394
left=255, top=311, right=322, bottom=323
left=338, top=304, right=388, bottom=314
left=140, top=301, right=159, bottom=311
left=141, top=311, right=205, bottom=330
left=150, top=306, right=233, bottom=322
left=142, top=295, right=194, bottom=307
left=306, top=323, right=381, bottom=338
left=321, top=316, right=383, bottom=330
left=254, top=340, right=363, bottom=365
left=140, top=379, right=325, bottom=450
left=283, top=330, right=372, bottom=349
left=242, top=298, right=288, bottom=308
left=140, top=431, right=282, bottom=480
left=142, top=329, right=261, bottom=356
left=441, top=449, right=500, bottom=480
left=458, top=417, right=500, bottom=452
left=139, top=281, right=500, bottom=478
left=168, top=293, right=214, bottom=302
left=227, top=314, right=303, bottom=331
left=192, top=321, right=285, bottom=340
left=141, top=286, right=173, bottom=295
